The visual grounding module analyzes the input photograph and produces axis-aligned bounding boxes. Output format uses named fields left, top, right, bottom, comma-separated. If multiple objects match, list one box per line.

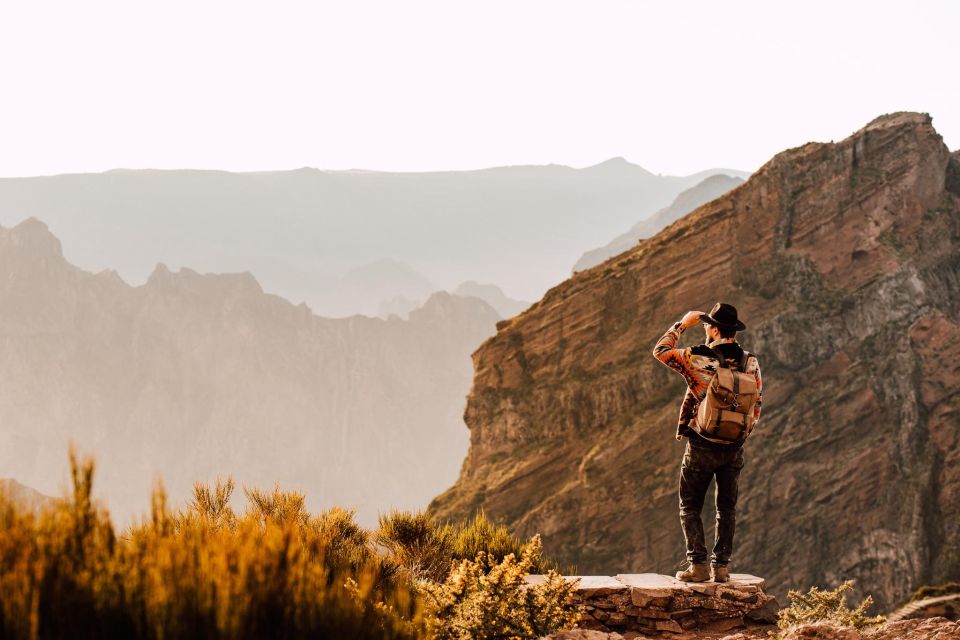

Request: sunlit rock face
left=431, top=113, right=960, bottom=612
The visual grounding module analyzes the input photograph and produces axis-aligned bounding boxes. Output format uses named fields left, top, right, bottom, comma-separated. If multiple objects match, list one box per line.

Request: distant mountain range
left=0, top=479, right=54, bottom=511
left=573, top=173, right=745, bottom=272
left=378, top=282, right=530, bottom=321
left=0, top=161, right=747, bottom=317
left=0, top=219, right=499, bottom=525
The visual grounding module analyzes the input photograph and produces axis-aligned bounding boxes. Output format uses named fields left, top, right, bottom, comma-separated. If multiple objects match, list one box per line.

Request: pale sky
left=1, top=0, right=957, bottom=177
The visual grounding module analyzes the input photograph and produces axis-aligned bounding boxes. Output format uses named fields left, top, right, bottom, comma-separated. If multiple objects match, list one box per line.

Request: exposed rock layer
left=431, top=113, right=960, bottom=612
left=527, top=572, right=774, bottom=635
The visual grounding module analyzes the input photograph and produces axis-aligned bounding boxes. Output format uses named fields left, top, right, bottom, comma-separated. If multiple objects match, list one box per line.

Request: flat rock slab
left=614, top=573, right=765, bottom=591
left=524, top=575, right=629, bottom=597
left=526, top=573, right=765, bottom=596
left=576, top=576, right=631, bottom=597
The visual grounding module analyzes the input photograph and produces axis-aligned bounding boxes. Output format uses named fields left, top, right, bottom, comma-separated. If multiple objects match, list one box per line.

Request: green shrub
left=777, top=580, right=885, bottom=633
left=419, top=534, right=580, bottom=640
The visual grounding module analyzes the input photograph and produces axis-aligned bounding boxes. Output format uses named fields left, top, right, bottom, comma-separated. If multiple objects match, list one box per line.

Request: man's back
left=650, top=302, right=761, bottom=582
left=652, top=318, right=763, bottom=447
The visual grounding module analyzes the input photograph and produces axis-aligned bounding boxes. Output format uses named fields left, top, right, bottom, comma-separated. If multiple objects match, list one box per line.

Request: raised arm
left=652, top=311, right=704, bottom=379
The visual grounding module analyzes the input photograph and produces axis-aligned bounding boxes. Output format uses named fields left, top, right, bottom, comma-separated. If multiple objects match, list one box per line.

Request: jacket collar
left=707, top=338, right=738, bottom=348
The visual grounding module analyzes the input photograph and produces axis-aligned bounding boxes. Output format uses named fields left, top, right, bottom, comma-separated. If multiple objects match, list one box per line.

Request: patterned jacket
left=652, top=321, right=763, bottom=442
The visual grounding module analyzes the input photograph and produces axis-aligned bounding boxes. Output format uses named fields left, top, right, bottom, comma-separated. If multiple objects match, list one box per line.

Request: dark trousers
left=678, top=438, right=745, bottom=566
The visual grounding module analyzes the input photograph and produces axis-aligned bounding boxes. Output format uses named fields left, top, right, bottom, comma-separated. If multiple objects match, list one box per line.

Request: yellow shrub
left=777, top=580, right=886, bottom=634
left=420, top=534, right=580, bottom=640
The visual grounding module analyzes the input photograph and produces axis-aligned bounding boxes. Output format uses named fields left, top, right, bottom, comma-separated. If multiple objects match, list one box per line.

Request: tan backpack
left=693, top=350, right=758, bottom=445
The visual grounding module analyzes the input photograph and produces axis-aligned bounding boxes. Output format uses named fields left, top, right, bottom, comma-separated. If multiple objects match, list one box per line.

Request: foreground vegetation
left=0, top=452, right=578, bottom=640
left=777, top=581, right=886, bottom=636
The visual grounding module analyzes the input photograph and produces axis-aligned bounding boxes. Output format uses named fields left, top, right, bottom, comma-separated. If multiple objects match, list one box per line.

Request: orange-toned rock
left=431, top=112, right=960, bottom=613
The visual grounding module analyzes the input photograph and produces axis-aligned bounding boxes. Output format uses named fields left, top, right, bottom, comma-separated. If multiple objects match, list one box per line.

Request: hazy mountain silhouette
left=452, top=281, right=530, bottom=319
left=0, top=162, right=747, bottom=317
left=0, top=479, right=54, bottom=511
left=377, top=282, right=530, bottom=321
left=0, top=218, right=498, bottom=526
left=573, top=174, right=745, bottom=272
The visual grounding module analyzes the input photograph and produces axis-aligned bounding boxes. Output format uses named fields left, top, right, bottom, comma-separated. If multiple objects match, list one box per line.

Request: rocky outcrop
left=528, top=573, right=775, bottom=636
left=0, top=219, right=500, bottom=525
left=778, top=618, right=960, bottom=640
left=548, top=618, right=960, bottom=640
left=430, top=113, right=960, bottom=612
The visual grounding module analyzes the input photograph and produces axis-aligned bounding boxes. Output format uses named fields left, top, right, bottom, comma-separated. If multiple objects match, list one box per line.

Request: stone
left=781, top=623, right=862, bottom=639
left=701, top=616, right=745, bottom=632
left=634, top=607, right=671, bottom=620
left=616, top=573, right=690, bottom=599
left=606, top=612, right=628, bottom=626
left=575, top=576, right=631, bottom=597
left=746, top=596, right=781, bottom=624
left=865, top=617, right=960, bottom=639
left=547, top=631, right=625, bottom=640
left=686, top=582, right=719, bottom=596
left=678, top=616, right=698, bottom=630
left=728, top=574, right=766, bottom=590
left=651, top=619, right=684, bottom=633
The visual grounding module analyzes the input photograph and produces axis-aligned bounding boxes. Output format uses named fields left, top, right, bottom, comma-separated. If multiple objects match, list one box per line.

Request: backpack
left=692, top=349, right=758, bottom=445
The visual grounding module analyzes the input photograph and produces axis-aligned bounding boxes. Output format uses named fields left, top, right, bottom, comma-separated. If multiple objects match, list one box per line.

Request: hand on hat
left=681, top=310, right=705, bottom=329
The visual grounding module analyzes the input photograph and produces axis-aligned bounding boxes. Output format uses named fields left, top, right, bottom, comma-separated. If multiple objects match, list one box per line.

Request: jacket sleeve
left=752, top=359, right=763, bottom=426
left=652, top=321, right=694, bottom=379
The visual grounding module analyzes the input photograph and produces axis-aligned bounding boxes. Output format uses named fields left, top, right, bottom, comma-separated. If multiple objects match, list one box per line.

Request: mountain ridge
left=430, top=112, right=960, bottom=612
left=574, top=173, right=745, bottom=272
left=0, top=161, right=748, bottom=316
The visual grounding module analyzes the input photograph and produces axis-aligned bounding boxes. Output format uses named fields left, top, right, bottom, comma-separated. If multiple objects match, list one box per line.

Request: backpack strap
left=739, top=350, right=750, bottom=372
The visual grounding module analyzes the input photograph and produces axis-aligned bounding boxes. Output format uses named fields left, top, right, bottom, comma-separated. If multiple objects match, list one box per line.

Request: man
left=652, top=302, right=762, bottom=583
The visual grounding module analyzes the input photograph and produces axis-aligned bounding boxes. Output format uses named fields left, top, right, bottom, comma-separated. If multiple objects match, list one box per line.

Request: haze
left=1, top=0, right=957, bottom=178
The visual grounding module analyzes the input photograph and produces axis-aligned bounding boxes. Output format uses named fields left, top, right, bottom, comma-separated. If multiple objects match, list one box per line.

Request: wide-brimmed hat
left=701, top=302, right=746, bottom=332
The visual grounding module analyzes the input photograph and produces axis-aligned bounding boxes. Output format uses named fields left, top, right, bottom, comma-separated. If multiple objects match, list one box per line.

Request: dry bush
left=777, top=580, right=886, bottom=634
left=419, top=534, right=580, bottom=640
left=376, top=509, right=558, bottom=585
left=0, top=451, right=423, bottom=640
left=0, top=453, right=577, bottom=640
left=376, top=509, right=456, bottom=583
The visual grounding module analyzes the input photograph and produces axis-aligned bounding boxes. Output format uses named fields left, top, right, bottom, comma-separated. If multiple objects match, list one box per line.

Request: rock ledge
left=525, top=573, right=778, bottom=635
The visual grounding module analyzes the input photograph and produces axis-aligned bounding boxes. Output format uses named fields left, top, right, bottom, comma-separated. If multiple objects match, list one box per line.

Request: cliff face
left=0, top=220, right=499, bottom=525
left=430, top=113, right=960, bottom=611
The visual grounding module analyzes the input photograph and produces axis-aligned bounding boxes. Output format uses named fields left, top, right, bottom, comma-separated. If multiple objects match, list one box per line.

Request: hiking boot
left=711, top=564, right=730, bottom=583
left=676, top=562, right=710, bottom=582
